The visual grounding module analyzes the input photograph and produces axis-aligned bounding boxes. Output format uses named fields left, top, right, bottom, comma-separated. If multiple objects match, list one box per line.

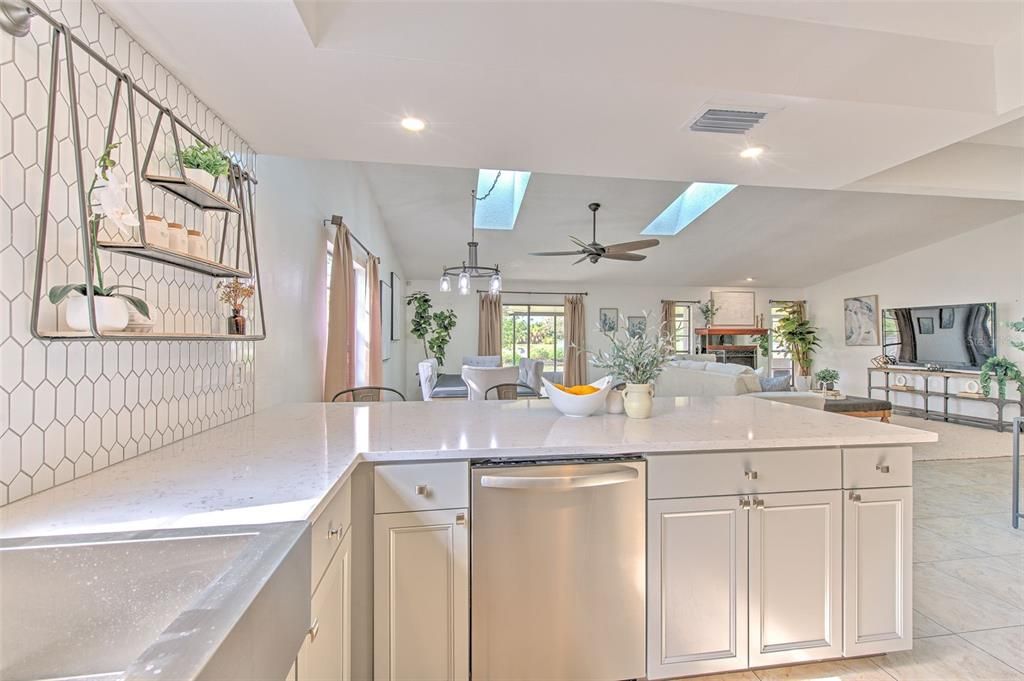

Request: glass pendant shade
left=439, top=274, right=451, bottom=292
left=489, top=272, right=502, bottom=294
left=457, top=272, right=471, bottom=295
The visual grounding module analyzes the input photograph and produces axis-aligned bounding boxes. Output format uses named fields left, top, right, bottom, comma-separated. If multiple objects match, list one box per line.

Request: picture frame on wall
left=599, top=308, right=619, bottom=332
left=389, top=272, right=401, bottom=341
left=843, top=295, right=880, bottom=346
left=627, top=316, right=646, bottom=338
left=710, top=290, right=756, bottom=326
left=380, top=278, right=393, bottom=360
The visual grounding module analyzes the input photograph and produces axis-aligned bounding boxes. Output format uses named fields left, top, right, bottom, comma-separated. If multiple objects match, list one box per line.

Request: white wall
left=402, top=279, right=803, bottom=398
left=806, top=214, right=1024, bottom=417
left=256, top=156, right=406, bottom=409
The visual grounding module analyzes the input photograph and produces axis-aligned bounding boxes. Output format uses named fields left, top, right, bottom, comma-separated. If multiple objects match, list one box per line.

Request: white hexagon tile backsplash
left=0, top=0, right=259, bottom=506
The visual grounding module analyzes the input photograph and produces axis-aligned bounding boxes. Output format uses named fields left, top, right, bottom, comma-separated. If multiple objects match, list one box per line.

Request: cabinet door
left=844, top=487, right=912, bottom=656
left=374, top=509, right=469, bottom=681
left=749, top=490, right=842, bottom=668
left=299, top=529, right=352, bottom=681
left=648, top=496, right=749, bottom=679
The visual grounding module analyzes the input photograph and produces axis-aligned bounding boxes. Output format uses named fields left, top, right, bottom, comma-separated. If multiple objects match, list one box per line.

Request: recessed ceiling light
left=400, top=117, right=426, bottom=132
left=746, top=277, right=754, bottom=282
left=739, top=146, right=765, bottom=159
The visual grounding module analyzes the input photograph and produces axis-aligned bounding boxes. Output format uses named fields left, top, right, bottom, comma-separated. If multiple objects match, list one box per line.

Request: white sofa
left=655, top=360, right=825, bottom=410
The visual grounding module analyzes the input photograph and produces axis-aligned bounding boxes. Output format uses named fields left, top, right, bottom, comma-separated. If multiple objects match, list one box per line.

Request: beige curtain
left=661, top=300, right=676, bottom=347
left=478, top=293, right=502, bottom=356
left=564, top=295, right=587, bottom=386
left=324, top=225, right=355, bottom=401
left=367, top=255, right=383, bottom=385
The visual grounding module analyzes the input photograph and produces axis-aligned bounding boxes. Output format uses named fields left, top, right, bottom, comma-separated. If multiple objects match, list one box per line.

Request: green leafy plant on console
left=979, top=356, right=1022, bottom=400
left=405, top=292, right=458, bottom=367
left=814, top=368, right=840, bottom=388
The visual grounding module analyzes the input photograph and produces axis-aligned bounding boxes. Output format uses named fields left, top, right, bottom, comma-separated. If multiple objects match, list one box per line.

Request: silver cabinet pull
left=739, top=498, right=752, bottom=510
left=309, top=618, right=320, bottom=642
left=415, top=484, right=428, bottom=496
left=455, top=511, right=467, bottom=526
left=849, top=492, right=862, bottom=503
left=752, top=498, right=765, bottom=509
left=875, top=464, right=891, bottom=474
left=328, top=526, right=342, bottom=539
left=744, top=470, right=759, bottom=480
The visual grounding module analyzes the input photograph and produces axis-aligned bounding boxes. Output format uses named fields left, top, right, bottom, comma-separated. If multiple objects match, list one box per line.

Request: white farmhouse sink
left=0, top=523, right=309, bottom=681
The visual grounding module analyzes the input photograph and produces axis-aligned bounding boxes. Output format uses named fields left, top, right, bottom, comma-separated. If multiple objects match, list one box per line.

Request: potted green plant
left=979, top=356, right=1022, bottom=400
left=406, top=292, right=458, bottom=367
left=814, top=368, right=840, bottom=391
left=179, top=142, right=230, bottom=193
left=48, top=142, right=149, bottom=332
left=590, top=312, right=675, bottom=419
left=776, top=304, right=821, bottom=390
left=699, top=300, right=721, bottom=328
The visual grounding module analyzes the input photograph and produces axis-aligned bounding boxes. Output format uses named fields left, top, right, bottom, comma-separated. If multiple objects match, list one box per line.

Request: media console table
left=868, top=366, right=1024, bottom=433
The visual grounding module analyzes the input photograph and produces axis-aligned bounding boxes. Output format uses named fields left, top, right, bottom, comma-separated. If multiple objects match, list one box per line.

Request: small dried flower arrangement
left=216, top=278, right=255, bottom=312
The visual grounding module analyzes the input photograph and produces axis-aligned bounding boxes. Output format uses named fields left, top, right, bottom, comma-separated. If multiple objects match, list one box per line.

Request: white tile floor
left=693, top=456, right=1024, bottom=681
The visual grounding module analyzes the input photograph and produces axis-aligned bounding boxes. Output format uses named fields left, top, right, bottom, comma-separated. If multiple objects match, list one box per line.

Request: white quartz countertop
left=0, top=397, right=936, bottom=539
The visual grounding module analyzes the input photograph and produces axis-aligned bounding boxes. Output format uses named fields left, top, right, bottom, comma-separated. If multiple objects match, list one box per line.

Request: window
left=501, top=304, right=565, bottom=373
left=769, top=303, right=795, bottom=383
left=673, top=304, right=692, bottom=354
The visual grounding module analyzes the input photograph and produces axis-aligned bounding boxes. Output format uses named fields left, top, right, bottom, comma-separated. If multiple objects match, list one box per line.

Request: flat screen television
left=881, top=303, right=996, bottom=371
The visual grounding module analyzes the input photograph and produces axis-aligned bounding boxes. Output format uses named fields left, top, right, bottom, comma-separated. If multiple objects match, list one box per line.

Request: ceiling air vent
left=689, top=108, right=766, bottom=134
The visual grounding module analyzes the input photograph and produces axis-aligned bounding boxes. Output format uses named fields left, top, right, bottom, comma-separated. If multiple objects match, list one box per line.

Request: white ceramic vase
left=66, top=296, right=129, bottom=332
left=184, top=167, right=217, bottom=193
left=606, top=388, right=625, bottom=415
left=794, top=374, right=812, bottom=391
left=622, top=383, right=654, bottom=419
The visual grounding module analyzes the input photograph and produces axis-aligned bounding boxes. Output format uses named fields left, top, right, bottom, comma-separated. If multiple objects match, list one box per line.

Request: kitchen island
left=0, top=397, right=936, bottom=681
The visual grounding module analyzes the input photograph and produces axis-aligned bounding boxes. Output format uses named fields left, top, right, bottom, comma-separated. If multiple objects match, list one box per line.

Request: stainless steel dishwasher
left=471, top=457, right=646, bottom=681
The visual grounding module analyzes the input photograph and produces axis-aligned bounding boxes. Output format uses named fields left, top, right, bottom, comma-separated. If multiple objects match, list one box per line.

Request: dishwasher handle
left=479, top=465, right=639, bottom=490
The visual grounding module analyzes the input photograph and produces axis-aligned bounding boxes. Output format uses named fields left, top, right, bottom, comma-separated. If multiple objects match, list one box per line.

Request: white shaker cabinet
left=373, top=509, right=469, bottom=681
left=298, top=529, right=353, bottom=681
left=748, top=490, right=843, bottom=668
left=647, top=496, right=749, bottom=679
left=844, top=487, right=913, bottom=656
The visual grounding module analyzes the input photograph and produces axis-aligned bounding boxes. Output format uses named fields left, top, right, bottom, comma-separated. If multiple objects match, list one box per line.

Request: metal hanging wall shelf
left=19, top=1, right=266, bottom=342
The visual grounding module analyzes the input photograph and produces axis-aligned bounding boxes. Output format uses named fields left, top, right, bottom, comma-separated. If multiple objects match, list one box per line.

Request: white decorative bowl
left=541, top=375, right=614, bottom=417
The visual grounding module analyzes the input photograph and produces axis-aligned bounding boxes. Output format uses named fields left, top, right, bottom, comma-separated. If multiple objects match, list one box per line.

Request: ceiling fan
left=530, top=203, right=660, bottom=265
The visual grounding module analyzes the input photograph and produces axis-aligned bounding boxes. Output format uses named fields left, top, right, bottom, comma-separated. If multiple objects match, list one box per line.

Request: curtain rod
left=476, top=290, right=588, bottom=296
left=325, top=215, right=377, bottom=260
left=661, top=299, right=700, bottom=304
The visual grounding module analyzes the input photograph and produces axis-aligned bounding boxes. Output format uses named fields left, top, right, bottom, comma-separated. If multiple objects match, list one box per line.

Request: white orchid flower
left=92, top=169, right=140, bottom=237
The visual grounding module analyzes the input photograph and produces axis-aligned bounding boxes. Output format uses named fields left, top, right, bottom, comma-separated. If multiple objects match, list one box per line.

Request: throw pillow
left=759, top=374, right=792, bottom=392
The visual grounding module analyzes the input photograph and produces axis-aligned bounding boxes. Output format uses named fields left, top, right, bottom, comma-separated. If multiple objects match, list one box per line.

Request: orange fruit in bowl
left=554, top=384, right=600, bottom=395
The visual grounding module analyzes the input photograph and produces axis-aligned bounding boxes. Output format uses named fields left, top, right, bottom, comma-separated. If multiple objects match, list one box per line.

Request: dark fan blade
left=529, top=250, right=585, bottom=257
left=602, top=252, right=646, bottom=261
left=603, top=239, right=660, bottom=254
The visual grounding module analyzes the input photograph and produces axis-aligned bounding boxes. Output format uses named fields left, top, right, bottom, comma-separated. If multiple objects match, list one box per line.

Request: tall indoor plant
left=590, top=313, right=674, bottom=419
left=406, top=292, right=458, bottom=367
left=776, top=304, right=820, bottom=390
left=47, top=142, right=149, bottom=332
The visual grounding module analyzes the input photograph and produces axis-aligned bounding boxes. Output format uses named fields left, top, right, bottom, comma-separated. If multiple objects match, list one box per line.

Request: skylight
left=474, top=169, right=532, bottom=230
left=641, top=182, right=737, bottom=236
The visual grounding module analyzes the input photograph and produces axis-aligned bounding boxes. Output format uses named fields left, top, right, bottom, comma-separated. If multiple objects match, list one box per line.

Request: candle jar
left=186, top=229, right=208, bottom=260
left=144, top=213, right=169, bottom=248
left=167, top=222, right=187, bottom=253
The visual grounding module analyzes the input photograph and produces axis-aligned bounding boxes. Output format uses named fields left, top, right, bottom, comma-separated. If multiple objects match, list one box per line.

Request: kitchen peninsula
left=0, top=398, right=935, bottom=681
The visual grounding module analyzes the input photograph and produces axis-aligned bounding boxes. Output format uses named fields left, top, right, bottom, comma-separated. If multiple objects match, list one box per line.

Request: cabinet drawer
left=648, top=449, right=840, bottom=499
left=374, top=462, right=469, bottom=514
left=311, top=478, right=351, bottom=593
left=843, top=447, right=912, bottom=488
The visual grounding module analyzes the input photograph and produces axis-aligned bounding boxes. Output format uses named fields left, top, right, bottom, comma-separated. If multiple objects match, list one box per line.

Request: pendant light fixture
left=439, top=180, right=503, bottom=296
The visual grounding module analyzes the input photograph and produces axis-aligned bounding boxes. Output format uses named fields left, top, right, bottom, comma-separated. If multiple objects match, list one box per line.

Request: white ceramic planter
left=606, top=388, right=625, bottom=415
left=794, top=375, right=812, bottom=391
left=184, top=167, right=217, bottom=193
left=622, top=383, right=654, bottom=419
left=66, top=296, right=130, bottom=332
